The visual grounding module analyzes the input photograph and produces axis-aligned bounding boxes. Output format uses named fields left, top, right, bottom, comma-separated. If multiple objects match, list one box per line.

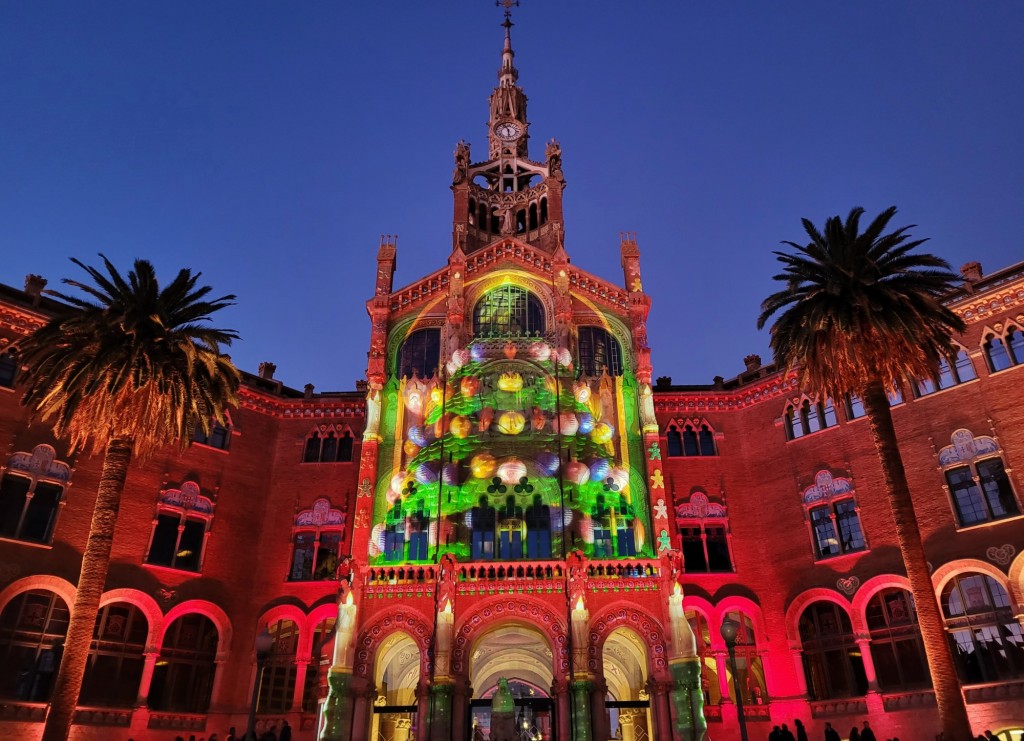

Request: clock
left=494, top=121, right=523, bottom=141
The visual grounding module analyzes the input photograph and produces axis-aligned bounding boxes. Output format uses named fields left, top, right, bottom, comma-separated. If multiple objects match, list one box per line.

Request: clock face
left=494, top=121, right=523, bottom=141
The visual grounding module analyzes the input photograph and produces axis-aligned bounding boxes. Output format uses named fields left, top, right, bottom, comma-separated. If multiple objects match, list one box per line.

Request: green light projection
left=370, top=339, right=653, bottom=564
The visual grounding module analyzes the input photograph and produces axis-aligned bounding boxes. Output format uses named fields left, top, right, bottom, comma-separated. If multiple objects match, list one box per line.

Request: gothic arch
left=714, top=595, right=768, bottom=642
left=100, top=588, right=163, bottom=649
left=784, top=587, right=856, bottom=642
left=352, top=607, right=433, bottom=680
left=257, top=604, right=307, bottom=634
left=1009, top=550, right=1024, bottom=607
left=588, top=602, right=669, bottom=679
left=452, top=596, right=568, bottom=678
left=302, top=602, right=341, bottom=660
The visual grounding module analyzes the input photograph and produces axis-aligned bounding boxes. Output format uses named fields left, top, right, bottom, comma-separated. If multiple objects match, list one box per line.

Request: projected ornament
left=470, top=342, right=487, bottom=362
left=503, top=341, right=518, bottom=359
left=408, top=426, right=428, bottom=447
left=536, top=451, right=560, bottom=476
left=497, top=372, right=524, bottom=392
left=564, top=460, right=590, bottom=485
left=442, top=462, right=459, bottom=486
left=591, top=422, right=614, bottom=445
left=403, top=440, right=421, bottom=456
left=589, top=459, right=610, bottom=482
left=556, top=347, right=573, bottom=367
left=573, top=382, right=591, bottom=403
left=608, top=466, right=630, bottom=492
left=497, top=410, right=526, bottom=435
left=415, top=461, right=439, bottom=485
left=514, top=477, right=534, bottom=494
left=371, top=524, right=386, bottom=554
left=470, top=453, right=497, bottom=479
left=478, top=407, right=495, bottom=432
left=449, top=415, right=472, bottom=439
left=487, top=477, right=508, bottom=495
left=529, top=342, right=551, bottom=361
left=579, top=515, right=595, bottom=544
left=460, top=376, right=480, bottom=397
left=451, top=348, right=470, bottom=369
left=578, top=412, right=594, bottom=434
left=391, top=472, right=410, bottom=494
left=555, top=412, right=579, bottom=436
left=498, top=459, right=527, bottom=484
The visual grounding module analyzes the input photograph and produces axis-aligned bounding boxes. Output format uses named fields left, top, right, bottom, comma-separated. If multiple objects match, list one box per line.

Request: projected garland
left=370, top=339, right=651, bottom=564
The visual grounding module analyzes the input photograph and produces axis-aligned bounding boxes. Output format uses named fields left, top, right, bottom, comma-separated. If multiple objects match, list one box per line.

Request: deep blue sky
left=2, top=2, right=1022, bottom=391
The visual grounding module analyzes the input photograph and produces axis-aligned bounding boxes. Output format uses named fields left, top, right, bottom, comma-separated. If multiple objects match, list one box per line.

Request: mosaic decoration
left=986, top=544, right=1016, bottom=566
left=370, top=338, right=653, bottom=563
left=836, top=576, right=860, bottom=595
left=938, top=428, right=999, bottom=466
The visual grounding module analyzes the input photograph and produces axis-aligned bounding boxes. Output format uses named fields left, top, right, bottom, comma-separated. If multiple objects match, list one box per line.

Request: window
left=802, top=470, right=867, bottom=559
left=258, top=619, right=299, bottom=713
left=303, top=617, right=336, bottom=712
left=720, top=611, right=768, bottom=705
left=193, top=421, right=230, bottom=450
left=289, top=498, right=346, bottom=581
left=785, top=399, right=836, bottom=439
left=916, top=347, right=977, bottom=395
left=472, top=285, right=545, bottom=338
left=665, top=421, right=716, bottom=457
left=941, top=573, right=1024, bottom=684
left=845, top=387, right=903, bottom=420
left=79, top=602, right=148, bottom=707
left=984, top=327, right=1024, bottom=372
left=577, top=326, right=624, bottom=377
left=148, top=614, right=218, bottom=713
left=0, top=589, right=70, bottom=701
left=675, top=492, right=733, bottom=572
left=145, top=482, right=214, bottom=572
left=799, top=601, right=868, bottom=700
left=938, top=429, right=1020, bottom=527
left=866, top=588, right=929, bottom=691
left=0, top=351, right=17, bottom=388
left=303, top=426, right=355, bottom=463
left=0, top=445, right=71, bottom=545
left=396, top=328, right=441, bottom=379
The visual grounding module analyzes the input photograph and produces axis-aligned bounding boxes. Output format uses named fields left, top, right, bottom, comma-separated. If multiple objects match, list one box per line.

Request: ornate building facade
left=1, top=11, right=1024, bottom=741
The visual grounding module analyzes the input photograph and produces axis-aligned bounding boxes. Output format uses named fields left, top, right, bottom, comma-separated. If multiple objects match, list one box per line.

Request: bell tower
left=450, top=3, right=566, bottom=254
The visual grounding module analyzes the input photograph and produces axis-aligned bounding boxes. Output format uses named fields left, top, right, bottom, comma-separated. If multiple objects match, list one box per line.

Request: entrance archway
left=371, top=631, right=420, bottom=741
left=602, top=628, right=652, bottom=741
left=469, top=623, right=555, bottom=740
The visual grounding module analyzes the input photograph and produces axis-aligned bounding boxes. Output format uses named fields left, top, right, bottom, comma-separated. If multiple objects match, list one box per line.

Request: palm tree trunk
left=41, top=436, right=134, bottom=741
left=862, top=382, right=972, bottom=740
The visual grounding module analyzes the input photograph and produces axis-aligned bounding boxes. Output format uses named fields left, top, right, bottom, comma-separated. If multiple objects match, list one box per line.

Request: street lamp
left=245, top=627, right=274, bottom=741
left=720, top=618, right=749, bottom=741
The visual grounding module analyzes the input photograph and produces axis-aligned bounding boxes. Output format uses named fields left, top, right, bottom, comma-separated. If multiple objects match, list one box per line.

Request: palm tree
left=18, top=256, right=240, bottom=741
left=757, top=207, right=972, bottom=740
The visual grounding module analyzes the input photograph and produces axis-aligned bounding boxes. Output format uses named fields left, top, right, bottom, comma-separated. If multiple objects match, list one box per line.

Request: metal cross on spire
left=496, top=0, right=519, bottom=21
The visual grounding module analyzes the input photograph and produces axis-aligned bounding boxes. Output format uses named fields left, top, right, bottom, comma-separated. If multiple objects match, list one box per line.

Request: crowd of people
left=153, top=720, right=292, bottom=741
left=769, top=720, right=1006, bottom=741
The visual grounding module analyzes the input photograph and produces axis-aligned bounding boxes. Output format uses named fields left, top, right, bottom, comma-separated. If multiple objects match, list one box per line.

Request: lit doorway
left=370, top=631, right=420, bottom=741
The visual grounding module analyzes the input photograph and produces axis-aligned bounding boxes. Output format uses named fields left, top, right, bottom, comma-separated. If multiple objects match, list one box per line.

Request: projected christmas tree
left=369, top=339, right=652, bottom=564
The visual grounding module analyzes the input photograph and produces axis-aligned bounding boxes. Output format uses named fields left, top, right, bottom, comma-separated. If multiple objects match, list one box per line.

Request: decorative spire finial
left=496, top=0, right=519, bottom=87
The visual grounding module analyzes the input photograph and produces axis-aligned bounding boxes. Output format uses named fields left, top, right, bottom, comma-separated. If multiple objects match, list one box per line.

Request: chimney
left=743, top=354, right=762, bottom=373
left=713, top=375, right=725, bottom=390
left=24, top=275, right=47, bottom=306
left=655, top=376, right=672, bottom=388
left=257, top=362, right=277, bottom=380
left=960, top=262, right=983, bottom=284
left=304, top=383, right=315, bottom=400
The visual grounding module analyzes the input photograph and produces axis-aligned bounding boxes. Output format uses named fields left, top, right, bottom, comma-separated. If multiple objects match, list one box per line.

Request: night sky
left=2, top=2, right=1022, bottom=391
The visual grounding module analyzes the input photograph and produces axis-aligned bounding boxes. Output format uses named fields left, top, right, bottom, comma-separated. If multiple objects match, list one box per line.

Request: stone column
left=293, top=658, right=310, bottom=712
left=428, top=682, right=455, bottom=741
left=318, top=669, right=354, bottom=741
left=393, top=717, right=413, bottom=741
left=135, top=650, right=159, bottom=706
left=554, top=681, right=571, bottom=741
left=589, top=677, right=609, bottom=741
left=647, top=680, right=672, bottom=741
left=855, top=638, right=880, bottom=692
left=788, top=643, right=810, bottom=696
left=208, top=655, right=229, bottom=712
left=349, top=682, right=375, bottom=741
left=451, top=678, right=470, bottom=741
left=570, top=679, right=594, bottom=741
left=669, top=658, right=707, bottom=741
left=713, top=649, right=732, bottom=704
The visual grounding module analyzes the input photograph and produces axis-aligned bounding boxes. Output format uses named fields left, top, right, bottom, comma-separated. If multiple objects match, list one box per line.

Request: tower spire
left=498, top=3, right=518, bottom=88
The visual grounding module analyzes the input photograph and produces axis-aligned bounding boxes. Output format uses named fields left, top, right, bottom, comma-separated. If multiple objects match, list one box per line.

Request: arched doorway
left=371, top=631, right=421, bottom=741
left=603, top=628, right=652, bottom=741
left=469, top=623, right=555, bottom=740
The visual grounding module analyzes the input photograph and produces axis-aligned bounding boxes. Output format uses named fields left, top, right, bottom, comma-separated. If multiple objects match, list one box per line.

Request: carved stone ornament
left=986, top=544, right=1016, bottom=566
left=836, top=576, right=860, bottom=595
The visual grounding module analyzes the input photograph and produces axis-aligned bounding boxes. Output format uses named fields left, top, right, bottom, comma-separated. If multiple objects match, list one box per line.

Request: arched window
left=938, top=429, right=1020, bottom=527
left=148, top=614, right=218, bottom=713
left=540, top=197, right=548, bottom=224
left=303, top=426, right=355, bottom=463
left=303, top=617, right=337, bottom=712
left=396, top=328, right=441, bottom=379
left=0, top=589, right=70, bottom=701
left=79, top=602, right=148, bottom=707
left=528, top=203, right=538, bottom=230
left=0, top=351, right=17, bottom=388
left=865, top=588, right=929, bottom=691
left=472, top=286, right=545, bottom=338
left=666, top=425, right=683, bottom=457
left=258, top=618, right=299, bottom=713
left=577, top=326, right=624, bottom=377
left=145, top=482, right=214, bottom=573
left=0, top=445, right=71, bottom=545
left=801, top=470, right=866, bottom=560
left=916, top=346, right=978, bottom=395
left=1008, top=327, right=1024, bottom=365
left=942, top=573, right=1024, bottom=684
left=682, top=425, right=699, bottom=456
left=845, top=387, right=904, bottom=420
left=721, top=611, right=768, bottom=705
left=685, top=610, right=721, bottom=706
left=468, top=198, right=476, bottom=225
left=193, top=420, right=230, bottom=450
left=785, top=399, right=836, bottom=440
left=698, top=425, right=716, bottom=456
left=675, top=492, right=733, bottom=573
left=985, top=334, right=1014, bottom=372
left=799, top=601, right=867, bottom=700
left=289, top=498, right=346, bottom=581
